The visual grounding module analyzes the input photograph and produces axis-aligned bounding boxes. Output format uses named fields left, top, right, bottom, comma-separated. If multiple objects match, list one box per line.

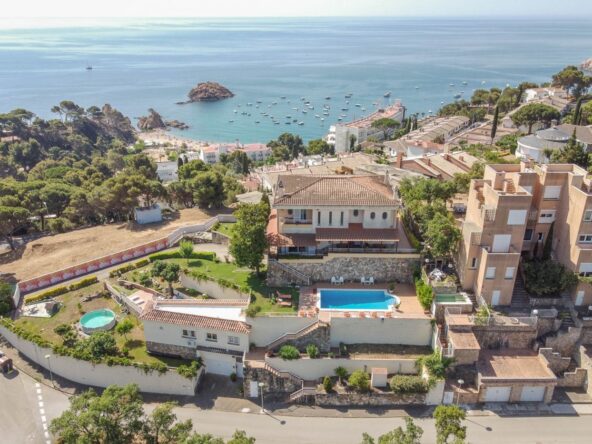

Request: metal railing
left=265, top=321, right=323, bottom=350
left=281, top=218, right=312, bottom=225
left=269, top=259, right=311, bottom=285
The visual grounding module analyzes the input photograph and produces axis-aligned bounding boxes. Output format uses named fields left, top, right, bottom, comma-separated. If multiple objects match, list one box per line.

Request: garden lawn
left=123, top=252, right=299, bottom=315
left=214, top=222, right=236, bottom=238
left=14, top=283, right=187, bottom=367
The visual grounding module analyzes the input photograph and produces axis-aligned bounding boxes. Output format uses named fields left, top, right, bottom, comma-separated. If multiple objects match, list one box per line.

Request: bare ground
left=0, top=208, right=212, bottom=282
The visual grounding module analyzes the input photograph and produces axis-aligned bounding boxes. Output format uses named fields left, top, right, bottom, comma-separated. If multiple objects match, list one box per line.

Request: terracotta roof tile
left=273, top=175, right=398, bottom=207
left=140, top=309, right=251, bottom=334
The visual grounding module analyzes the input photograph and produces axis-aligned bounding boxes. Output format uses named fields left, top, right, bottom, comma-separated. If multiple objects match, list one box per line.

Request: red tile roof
left=140, top=309, right=251, bottom=334
left=273, top=175, right=398, bottom=207
left=155, top=299, right=249, bottom=307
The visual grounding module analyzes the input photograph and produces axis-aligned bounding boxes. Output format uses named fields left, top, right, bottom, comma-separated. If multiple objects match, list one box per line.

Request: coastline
left=138, top=128, right=208, bottom=151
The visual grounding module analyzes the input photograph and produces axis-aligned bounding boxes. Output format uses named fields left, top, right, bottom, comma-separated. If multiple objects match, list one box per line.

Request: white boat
left=462, top=81, right=468, bottom=85
left=320, top=117, right=325, bottom=121
left=298, top=121, right=304, bottom=126
left=302, top=110, right=307, bottom=114
left=233, top=109, right=237, bottom=113
left=449, top=83, right=455, bottom=87
left=315, top=114, right=320, bottom=118
left=383, top=91, right=391, bottom=98
left=361, top=107, right=366, bottom=111
left=228, top=120, right=234, bottom=123
left=355, top=104, right=361, bottom=107
left=323, top=112, right=329, bottom=116
left=338, top=117, right=342, bottom=121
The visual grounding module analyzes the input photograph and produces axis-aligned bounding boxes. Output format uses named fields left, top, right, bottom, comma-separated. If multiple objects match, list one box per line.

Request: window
left=287, top=209, right=293, bottom=215
left=470, top=257, right=477, bottom=269
left=579, top=234, right=592, bottom=243
left=182, top=329, right=188, bottom=337
left=580, top=263, right=592, bottom=277
left=353, top=209, right=359, bottom=217
left=382, top=212, right=388, bottom=220
left=182, top=329, right=195, bottom=338
left=370, top=212, right=376, bottom=219
left=538, top=210, right=556, bottom=224
left=340, top=211, right=344, bottom=226
left=537, top=232, right=544, bottom=241
left=524, top=229, right=533, bottom=241
left=505, top=267, right=515, bottom=279
left=485, top=267, right=496, bottom=279
left=329, top=211, right=333, bottom=225
left=543, top=185, right=561, bottom=200
left=507, top=209, right=527, bottom=225
left=317, top=211, right=321, bottom=225
left=521, top=185, right=533, bottom=193
left=206, top=333, right=218, bottom=342
left=228, top=336, right=240, bottom=346
left=584, top=210, right=592, bottom=222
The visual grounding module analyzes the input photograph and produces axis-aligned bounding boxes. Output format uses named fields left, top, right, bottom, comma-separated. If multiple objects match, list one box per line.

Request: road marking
left=38, top=394, right=43, bottom=401
left=44, top=431, right=50, bottom=439
left=35, top=383, right=41, bottom=388
left=40, top=408, right=45, bottom=415
left=42, top=423, right=47, bottom=430
left=36, top=388, right=42, bottom=394
left=38, top=401, right=44, bottom=408
left=41, top=415, right=47, bottom=423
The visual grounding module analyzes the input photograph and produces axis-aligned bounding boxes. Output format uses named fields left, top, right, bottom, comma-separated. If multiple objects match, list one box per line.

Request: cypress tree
left=177, top=156, right=184, bottom=168
left=490, top=105, right=499, bottom=142
left=573, top=97, right=583, bottom=126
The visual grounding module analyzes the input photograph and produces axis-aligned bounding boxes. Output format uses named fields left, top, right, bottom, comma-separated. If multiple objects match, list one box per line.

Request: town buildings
left=326, top=102, right=406, bottom=152
left=199, top=143, right=271, bottom=164
left=456, top=161, right=592, bottom=308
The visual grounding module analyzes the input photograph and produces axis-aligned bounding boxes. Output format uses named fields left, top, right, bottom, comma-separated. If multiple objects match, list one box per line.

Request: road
left=1, top=370, right=591, bottom=444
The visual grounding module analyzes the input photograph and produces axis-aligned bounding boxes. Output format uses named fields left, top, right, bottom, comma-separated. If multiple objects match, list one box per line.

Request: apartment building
left=199, top=143, right=271, bottom=164
left=457, top=162, right=592, bottom=307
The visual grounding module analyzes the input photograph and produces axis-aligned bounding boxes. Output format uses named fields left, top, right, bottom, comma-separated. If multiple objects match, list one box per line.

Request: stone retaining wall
left=268, top=255, right=420, bottom=286
left=545, top=327, right=582, bottom=357
left=146, top=341, right=196, bottom=360
left=556, top=368, right=587, bottom=388
left=315, top=391, right=426, bottom=407
left=473, top=324, right=537, bottom=349
left=539, top=347, right=571, bottom=373
left=243, top=365, right=301, bottom=402
left=273, top=324, right=331, bottom=353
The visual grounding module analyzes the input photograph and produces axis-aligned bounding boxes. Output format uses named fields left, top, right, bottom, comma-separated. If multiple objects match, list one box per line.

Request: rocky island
left=582, top=58, right=592, bottom=73
left=137, top=109, right=189, bottom=131
left=178, top=81, right=234, bottom=104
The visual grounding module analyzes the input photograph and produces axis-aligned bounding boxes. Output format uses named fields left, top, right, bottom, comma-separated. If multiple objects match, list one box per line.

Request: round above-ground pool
left=80, top=309, right=116, bottom=334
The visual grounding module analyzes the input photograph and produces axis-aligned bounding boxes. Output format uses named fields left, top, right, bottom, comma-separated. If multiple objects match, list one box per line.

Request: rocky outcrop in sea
left=137, top=109, right=188, bottom=131
left=178, top=81, right=234, bottom=104
left=582, top=58, right=592, bottom=72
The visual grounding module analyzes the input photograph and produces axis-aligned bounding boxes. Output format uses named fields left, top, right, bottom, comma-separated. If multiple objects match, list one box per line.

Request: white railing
left=269, top=259, right=311, bottom=285
left=265, top=321, right=322, bottom=350
left=289, top=386, right=317, bottom=402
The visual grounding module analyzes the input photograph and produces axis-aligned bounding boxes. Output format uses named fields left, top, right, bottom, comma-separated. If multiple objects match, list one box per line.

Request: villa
left=199, top=142, right=271, bottom=164
left=265, top=173, right=419, bottom=286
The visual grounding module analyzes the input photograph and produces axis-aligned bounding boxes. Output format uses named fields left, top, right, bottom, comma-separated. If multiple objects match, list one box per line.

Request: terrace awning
left=316, top=224, right=399, bottom=243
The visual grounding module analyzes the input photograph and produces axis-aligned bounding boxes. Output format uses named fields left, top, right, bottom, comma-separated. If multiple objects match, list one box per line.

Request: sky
left=1, top=0, right=591, bottom=20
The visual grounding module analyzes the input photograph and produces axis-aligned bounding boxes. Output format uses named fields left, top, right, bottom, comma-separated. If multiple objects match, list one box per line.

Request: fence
left=0, top=324, right=201, bottom=396
left=17, top=216, right=227, bottom=297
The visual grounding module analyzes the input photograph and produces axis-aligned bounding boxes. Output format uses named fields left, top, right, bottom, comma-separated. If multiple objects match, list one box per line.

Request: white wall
left=266, top=356, right=418, bottom=380
left=247, top=316, right=315, bottom=347
left=143, top=320, right=249, bottom=353
left=179, top=273, right=247, bottom=300
left=0, top=325, right=200, bottom=396
left=310, top=206, right=395, bottom=229
left=135, top=206, right=162, bottom=225
left=330, top=317, right=433, bottom=347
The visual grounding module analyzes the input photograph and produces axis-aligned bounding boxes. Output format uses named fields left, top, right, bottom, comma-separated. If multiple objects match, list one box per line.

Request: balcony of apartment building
left=278, top=209, right=315, bottom=234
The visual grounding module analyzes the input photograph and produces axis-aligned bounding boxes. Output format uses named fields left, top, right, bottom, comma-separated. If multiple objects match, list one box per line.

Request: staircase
left=511, top=272, right=531, bottom=309
left=263, top=362, right=317, bottom=404
left=289, top=384, right=317, bottom=403
left=265, top=320, right=328, bottom=351
left=263, top=363, right=303, bottom=386
left=557, top=308, right=575, bottom=331
left=269, top=259, right=311, bottom=286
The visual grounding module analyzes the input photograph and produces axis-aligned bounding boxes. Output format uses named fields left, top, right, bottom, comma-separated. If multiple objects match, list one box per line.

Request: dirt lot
left=0, top=208, right=212, bottom=282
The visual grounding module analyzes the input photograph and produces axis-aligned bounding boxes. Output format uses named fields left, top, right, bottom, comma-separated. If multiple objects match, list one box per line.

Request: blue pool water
left=319, top=289, right=398, bottom=311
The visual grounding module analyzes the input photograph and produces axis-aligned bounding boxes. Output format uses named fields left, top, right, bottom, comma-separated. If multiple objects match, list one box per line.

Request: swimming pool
left=80, top=309, right=116, bottom=334
left=318, top=289, right=398, bottom=311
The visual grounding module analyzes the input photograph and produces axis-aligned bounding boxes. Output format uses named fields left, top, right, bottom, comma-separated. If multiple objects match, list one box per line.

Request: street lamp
left=45, top=354, right=54, bottom=388
left=456, top=378, right=464, bottom=405
left=258, top=382, right=265, bottom=414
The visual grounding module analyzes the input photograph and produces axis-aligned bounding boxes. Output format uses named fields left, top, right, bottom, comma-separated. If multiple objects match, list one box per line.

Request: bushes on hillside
left=148, top=251, right=216, bottom=262
left=24, top=275, right=99, bottom=304
left=523, top=259, right=578, bottom=297
left=108, top=259, right=150, bottom=278
left=348, top=370, right=370, bottom=392
left=390, top=375, right=429, bottom=394
left=278, top=345, right=300, bottom=360
left=177, top=359, right=202, bottom=379
left=415, top=279, right=434, bottom=310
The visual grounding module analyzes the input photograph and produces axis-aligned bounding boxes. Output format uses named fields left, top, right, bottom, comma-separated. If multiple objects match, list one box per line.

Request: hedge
left=389, top=375, right=429, bottom=394
left=149, top=251, right=216, bottom=262
left=108, top=259, right=150, bottom=278
left=24, top=275, right=99, bottom=304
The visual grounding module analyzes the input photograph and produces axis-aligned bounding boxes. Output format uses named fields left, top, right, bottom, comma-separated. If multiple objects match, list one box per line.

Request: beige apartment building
left=457, top=161, right=592, bottom=307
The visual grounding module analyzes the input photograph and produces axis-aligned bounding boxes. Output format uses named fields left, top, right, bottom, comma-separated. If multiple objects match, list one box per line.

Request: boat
left=454, top=94, right=462, bottom=99
left=383, top=91, right=391, bottom=98
left=286, top=115, right=291, bottom=119
left=86, top=66, right=93, bottom=70
left=323, top=112, right=329, bottom=116
left=337, top=117, right=343, bottom=121
left=285, top=122, right=291, bottom=125
left=481, top=80, right=486, bottom=85
left=315, top=114, right=320, bottom=118
left=449, top=83, right=455, bottom=87
left=272, top=101, right=277, bottom=105
left=361, top=107, right=366, bottom=111
left=274, top=121, right=280, bottom=125
left=292, top=107, right=298, bottom=110
left=415, top=86, right=419, bottom=89
left=341, top=107, right=349, bottom=111
left=462, top=81, right=468, bottom=85
left=301, top=97, right=306, bottom=101
left=247, top=102, right=253, bottom=106
left=255, top=121, right=260, bottom=124
left=233, top=109, right=237, bottom=113
left=256, top=100, right=262, bottom=103
left=345, top=93, right=353, bottom=98
left=372, top=102, right=378, bottom=106
left=355, top=104, right=361, bottom=107
left=228, top=120, right=234, bottom=123
left=320, top=117, right=325, bottom=121
left=346, top=100, right=350, bottom=104
left=280, top=96, right=286, bottom=99
left=302, top=110, right=307, bottom=114
left=298, top=121, right=304, bottom=126
left=340, top=114, right=347, bottom=118
left=293, top=119, right=298, bottom=123
left=325, top=96, right=331, bottom=100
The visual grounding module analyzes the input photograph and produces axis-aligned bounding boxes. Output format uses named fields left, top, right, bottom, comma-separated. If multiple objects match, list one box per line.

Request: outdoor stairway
left=557, top=309, right=575, bottom=331
left=269, top=259, right=311, bottom=286
left=511, top=272, right=531, bottom=309
left=289, top=383, right=317, bottom=404
left=265, top=320, right=328, bottom=351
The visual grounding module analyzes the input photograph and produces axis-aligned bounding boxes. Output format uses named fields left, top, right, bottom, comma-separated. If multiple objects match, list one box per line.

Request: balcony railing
left=323, top=247, right=398, bottom=254
left=280, top=218, right=312, bottom=225
left=482, top=207, right=496, bottom=222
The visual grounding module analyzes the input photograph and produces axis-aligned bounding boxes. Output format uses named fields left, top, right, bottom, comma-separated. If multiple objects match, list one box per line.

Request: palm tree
left=334, top=366, right=348, bottom=385
left=543, top=148, right=554, bottom=163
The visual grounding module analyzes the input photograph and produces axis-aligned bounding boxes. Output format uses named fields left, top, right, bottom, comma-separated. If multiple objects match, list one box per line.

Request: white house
left=141, top=299, right=250, bottom=376
left=134, top=204, right=162, bottom=225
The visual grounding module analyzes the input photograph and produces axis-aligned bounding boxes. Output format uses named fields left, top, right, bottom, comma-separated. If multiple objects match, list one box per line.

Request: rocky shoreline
left=137, top=109, right=188, bottom=131
left=582, top=58, right=592, bottom=72
left=177, top=81, right=234, bottom=104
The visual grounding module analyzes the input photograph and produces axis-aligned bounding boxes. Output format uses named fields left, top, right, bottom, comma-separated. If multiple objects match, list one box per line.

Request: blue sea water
left=0, top=17, right=590, bottom=143
left=319, top=289, right=396, bottom=310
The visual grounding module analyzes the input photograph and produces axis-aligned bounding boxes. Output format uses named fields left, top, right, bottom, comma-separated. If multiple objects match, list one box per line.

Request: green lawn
left=14, top=283, right=188, bottom=367
left=122, top=252, right=299, bottom=315
left=213, top=222, right=236, bottom=238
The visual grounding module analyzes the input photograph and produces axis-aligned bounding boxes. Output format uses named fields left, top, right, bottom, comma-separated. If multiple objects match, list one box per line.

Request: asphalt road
left=1, top=370, right=591, bottom=444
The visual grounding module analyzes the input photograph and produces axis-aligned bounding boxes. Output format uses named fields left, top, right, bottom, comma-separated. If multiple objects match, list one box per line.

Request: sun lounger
left=360, top=276, right=374, bottom=285
left=276, top=291, right=292, bottom=300
left=331, top=276, right=339, bottom=284
left=279, top=301, right=292, bottom=307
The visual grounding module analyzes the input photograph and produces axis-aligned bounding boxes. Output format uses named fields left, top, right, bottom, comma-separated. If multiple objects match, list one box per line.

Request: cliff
left=182, top=81, right=234, bottom=103
left=137, top=109, right=188, bottom=131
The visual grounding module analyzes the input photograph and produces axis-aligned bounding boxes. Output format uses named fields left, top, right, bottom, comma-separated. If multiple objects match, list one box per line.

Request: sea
left=0, top=17, right=591, bottom=144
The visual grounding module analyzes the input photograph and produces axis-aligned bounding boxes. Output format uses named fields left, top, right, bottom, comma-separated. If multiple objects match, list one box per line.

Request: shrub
left=138, top=273, right=152, bottom=287
left=25, top=286, right=69, bottom=304
left=245, top=305, right=261, bottom=318
left=108, top=259, right=149, bottom=278
left=149, top=251, right=216, bottom=262
left=306, top=343, right=319, bottom=359
left=230, top=372, right=237, bottom=382
left=278, top=345, right=300, bottom=360
left=417, top=352, right=453, bottom=380
left=415, top=279, right=434, bottom=310
left=523, top=259, right=578, bottom=297
left=178, top=240, right=194, bottom=258
left=348, top=370, right=370, bottom=392
left=68, top=276, right=98, bottom=291
left=390, top=375, right=429, bottom=394
left=177, top=359, right=202, bottom=379
left=323, top=376, right=333, bottom=393
left=53, top=323, right=73, bottom=336
left=47, top=217, right=74, bottom=233
left=334, top=366, right=348, bottom=384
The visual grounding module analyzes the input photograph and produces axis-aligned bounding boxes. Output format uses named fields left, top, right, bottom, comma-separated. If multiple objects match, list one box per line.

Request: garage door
left=520, top=386, right=546, bottom=402
left=199, top=352, right=236, bottom=376
left=484, top=386, right=511, bottom=402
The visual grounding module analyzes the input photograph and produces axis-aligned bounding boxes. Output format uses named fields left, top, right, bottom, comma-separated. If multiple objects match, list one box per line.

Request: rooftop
left=477, top=350, right=556, bottom=381
left=273, top=174, right=398, bottom=207
left=140, top=308, right=251, bottom=334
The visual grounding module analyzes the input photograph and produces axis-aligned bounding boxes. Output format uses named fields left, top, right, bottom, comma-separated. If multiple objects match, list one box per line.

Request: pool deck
left=299, top=283, right=429, bottom=320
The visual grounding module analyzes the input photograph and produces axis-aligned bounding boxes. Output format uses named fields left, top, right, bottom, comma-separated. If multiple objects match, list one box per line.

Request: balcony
left=281, top=217, right=312, bottom=225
